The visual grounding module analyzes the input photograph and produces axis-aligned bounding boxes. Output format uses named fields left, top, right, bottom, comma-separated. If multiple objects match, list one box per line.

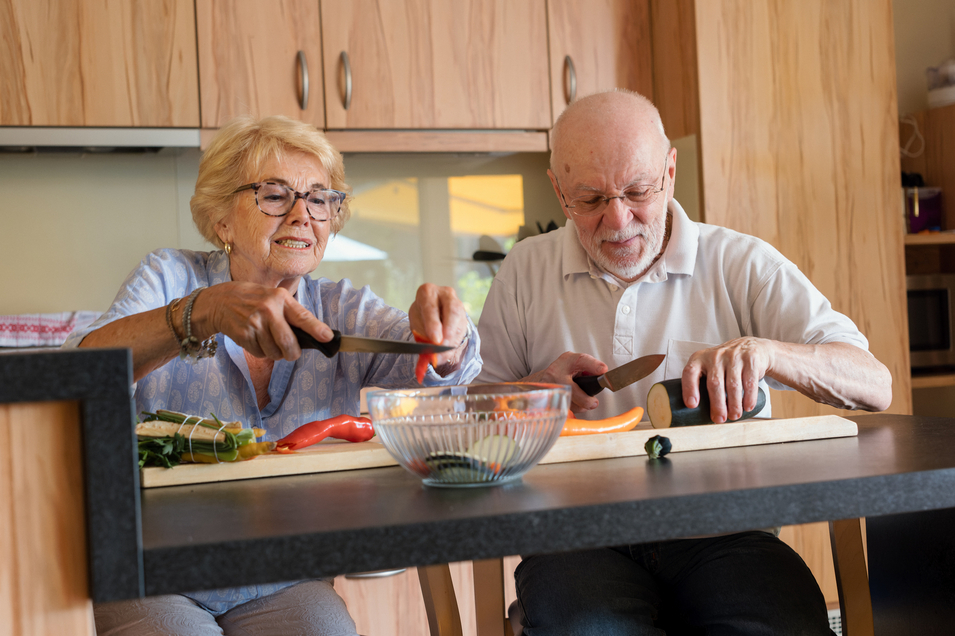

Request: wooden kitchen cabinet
left=0, top=0, right=198, bottom=127
left=546, top=0, right=654, bottom=124
left=320, top=0, right=550, bottom=130
left=195, top=0, right=324, bottom=129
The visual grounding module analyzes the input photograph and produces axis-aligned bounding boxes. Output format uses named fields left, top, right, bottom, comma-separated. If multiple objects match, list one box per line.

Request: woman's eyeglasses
left=554, top=150, right=670, bottom=217
left=233, top=182, right=347, bottom=221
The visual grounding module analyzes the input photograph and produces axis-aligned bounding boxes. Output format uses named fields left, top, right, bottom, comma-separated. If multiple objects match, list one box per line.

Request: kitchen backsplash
left=0, top=136, right=697, bottom=320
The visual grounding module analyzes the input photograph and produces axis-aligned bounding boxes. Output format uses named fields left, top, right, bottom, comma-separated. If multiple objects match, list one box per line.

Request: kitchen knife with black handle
left=573, top=353, right=666, bottom=396
left=292, top=326, right=453, bottom=358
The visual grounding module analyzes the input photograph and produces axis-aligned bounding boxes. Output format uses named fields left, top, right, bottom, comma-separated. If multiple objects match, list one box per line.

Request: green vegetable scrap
left=136, top=409, right=270, bottom=468
left=645, top=435, right=672, bottom=460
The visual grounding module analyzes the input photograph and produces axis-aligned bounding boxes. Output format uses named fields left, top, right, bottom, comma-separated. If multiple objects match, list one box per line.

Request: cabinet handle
left=564, top=55, right=577, bottom=105
left=340, top=51, right=353, bottom=110
left=297, top=51, right=309, bottom=111
left=344, top=568, right=406, bottom=579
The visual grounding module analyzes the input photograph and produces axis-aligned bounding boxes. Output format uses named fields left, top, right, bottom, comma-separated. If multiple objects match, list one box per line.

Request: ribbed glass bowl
left=367, top=383, right=570, bottom=487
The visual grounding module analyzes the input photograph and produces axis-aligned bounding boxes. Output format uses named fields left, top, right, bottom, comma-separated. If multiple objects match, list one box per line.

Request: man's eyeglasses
left=554, top=150, right=671, bottom=217
left=233, top=182, right=347, bottom=221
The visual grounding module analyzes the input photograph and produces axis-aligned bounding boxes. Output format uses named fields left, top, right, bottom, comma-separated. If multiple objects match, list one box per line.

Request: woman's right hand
left=192, top=282, right=334, bottom=360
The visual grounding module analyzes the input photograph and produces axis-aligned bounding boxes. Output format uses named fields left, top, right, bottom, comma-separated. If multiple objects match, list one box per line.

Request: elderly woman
left=64, top=115, right=481, bottom=635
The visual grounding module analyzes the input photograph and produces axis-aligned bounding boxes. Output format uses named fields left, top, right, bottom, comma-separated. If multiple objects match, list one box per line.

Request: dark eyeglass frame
left=554, top=149, right=671, bottom=217
left=233, top=182, right=347, bottom=221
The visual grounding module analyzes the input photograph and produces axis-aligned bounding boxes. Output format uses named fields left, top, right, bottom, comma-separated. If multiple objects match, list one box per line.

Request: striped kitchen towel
left=0, top=311, right=102, bottom=348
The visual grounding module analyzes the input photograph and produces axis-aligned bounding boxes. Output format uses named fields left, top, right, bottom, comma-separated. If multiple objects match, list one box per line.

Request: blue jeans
left=514, top=531, right=835, bottom=636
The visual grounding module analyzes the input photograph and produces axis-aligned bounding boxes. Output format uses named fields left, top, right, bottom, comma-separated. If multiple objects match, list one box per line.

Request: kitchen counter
left=5, top=348, right=955, bottom=627
left=139, top=413, right=955, bottom=598
left=0, top=348, right=140, bottom=602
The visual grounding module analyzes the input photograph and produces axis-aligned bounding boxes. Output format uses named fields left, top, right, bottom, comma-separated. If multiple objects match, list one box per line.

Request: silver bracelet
left=179, top=287, right=217, bottom=363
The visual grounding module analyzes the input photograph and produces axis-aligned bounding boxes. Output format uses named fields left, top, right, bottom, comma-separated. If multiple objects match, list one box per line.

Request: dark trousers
left=515, top=531, right=835, bottom=636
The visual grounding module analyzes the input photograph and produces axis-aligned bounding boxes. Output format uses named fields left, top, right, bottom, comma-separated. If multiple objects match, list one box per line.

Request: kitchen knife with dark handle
left=574, top=353, right=666, bottom=396
left=291, top=326, right=454, bottom=358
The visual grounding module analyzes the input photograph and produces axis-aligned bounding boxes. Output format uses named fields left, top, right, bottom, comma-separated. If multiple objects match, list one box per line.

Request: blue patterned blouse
left=64, top=248, right=482, bottom=613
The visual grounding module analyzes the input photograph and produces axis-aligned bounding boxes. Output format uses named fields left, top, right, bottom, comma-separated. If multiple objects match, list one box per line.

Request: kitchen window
left=317, top=152, right=561, bottom=324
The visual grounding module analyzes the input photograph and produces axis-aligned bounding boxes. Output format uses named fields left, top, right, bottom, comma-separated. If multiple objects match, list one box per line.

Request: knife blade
left=573, top=353, right=666, bottom=397
left=292, top=326, right=454, bottom=358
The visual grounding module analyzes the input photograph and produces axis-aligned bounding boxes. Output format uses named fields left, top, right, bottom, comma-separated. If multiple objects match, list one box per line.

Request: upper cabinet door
left=1, top=0, right=199, bottom=127
left=321, top=0, right=550, bottom=130
left=547, top=0, right=654, bottom=124
left=196, top=0, right=324, bottom=129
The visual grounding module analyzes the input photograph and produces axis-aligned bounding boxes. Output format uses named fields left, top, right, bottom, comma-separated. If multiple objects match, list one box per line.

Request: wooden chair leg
left=417, top=564, right=464, bottom=636
left=473, top=558, right=509, bottom=636
left=829, top=518, right=873, bottom=636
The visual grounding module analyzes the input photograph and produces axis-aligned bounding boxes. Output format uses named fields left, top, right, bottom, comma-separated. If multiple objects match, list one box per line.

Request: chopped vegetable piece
left=466, top=435, right=521, bottom=465
left=645, top=435, right=672, bottom=460
left=412, top=330, right=438, bottom=384
left=559, top=406, right=644, bottom=436
left=137, top=410, right=266, bottom=467
left=274, top=414, right=375, bottom=451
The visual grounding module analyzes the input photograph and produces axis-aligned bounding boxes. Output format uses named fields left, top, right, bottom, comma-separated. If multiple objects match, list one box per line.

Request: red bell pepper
left=274, top=414, right=375, bottom=452
left=412, top=330, right=438, bottom=384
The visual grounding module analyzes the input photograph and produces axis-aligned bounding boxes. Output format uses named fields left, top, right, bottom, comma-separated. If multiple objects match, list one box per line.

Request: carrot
left=560, top=406, right=644, bottom=436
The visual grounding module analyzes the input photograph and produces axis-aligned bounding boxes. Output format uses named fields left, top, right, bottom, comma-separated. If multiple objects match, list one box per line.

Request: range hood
left=0, top=127, right=201, bottom=151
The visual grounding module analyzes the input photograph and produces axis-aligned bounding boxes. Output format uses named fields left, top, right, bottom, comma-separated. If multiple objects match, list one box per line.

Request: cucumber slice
left=465, top=434, right=521, bottom=465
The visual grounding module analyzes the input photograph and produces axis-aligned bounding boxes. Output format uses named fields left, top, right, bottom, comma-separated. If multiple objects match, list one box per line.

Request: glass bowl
left=366, top=383, right=570, bottom=487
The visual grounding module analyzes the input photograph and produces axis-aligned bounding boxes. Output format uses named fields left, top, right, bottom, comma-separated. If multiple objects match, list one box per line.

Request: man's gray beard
left=584, top=214, right=667, bottom=281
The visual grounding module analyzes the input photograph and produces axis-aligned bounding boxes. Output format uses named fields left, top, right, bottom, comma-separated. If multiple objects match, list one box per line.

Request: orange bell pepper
left=560, top=406, right=644, bottom=436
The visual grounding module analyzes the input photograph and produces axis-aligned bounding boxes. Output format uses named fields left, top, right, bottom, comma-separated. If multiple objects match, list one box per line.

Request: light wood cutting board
left=139, top=415, right=857, bottom=488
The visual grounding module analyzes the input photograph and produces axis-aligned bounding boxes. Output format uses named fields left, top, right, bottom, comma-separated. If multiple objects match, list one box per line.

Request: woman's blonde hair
left=191, top=115, right=351, bottom=248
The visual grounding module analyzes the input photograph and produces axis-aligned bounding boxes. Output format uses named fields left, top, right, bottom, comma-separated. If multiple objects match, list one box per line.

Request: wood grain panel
left=0, top=401, right=93, bottom=636
left=0, top=0, right=198, bottom=127
left=688, top=0, right=908, bottom=611
left=335, top=569, right=431, bottom=636
left=321, top=0, right=550, bottom=129
left=195, top=0, right=324, bottom=128
left=694, top=0, right=910, bottom=418
left=334, top=558, right=520, bottom=636
left=546, top=0, right=654, bottom=123
left=649, top=0, right=700, bottom=140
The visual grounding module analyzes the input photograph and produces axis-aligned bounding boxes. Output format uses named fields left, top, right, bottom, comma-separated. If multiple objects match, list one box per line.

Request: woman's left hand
left=407, top=283, right=470, bottom=378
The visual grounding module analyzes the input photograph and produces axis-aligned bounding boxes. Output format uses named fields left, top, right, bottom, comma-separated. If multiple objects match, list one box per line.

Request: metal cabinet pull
left=344, top=568, right=406, bottom=579
left=340, top=51, right=353, bottom=110
left=297, top=50, right=309, bottom=111
left=564, top=55, right=577, bottom=105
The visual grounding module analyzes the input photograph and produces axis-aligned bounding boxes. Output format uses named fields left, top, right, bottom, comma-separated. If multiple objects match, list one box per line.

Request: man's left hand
left=682, top=337, right=773, bottom=423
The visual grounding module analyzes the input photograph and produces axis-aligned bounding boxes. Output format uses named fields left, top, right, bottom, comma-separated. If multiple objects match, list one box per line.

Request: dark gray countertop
left=139, top=413, right=955, bottom=597
left=5, top=348, right=954, bottom=602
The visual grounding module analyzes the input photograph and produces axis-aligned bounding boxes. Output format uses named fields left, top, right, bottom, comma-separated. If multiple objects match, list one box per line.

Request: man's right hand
left=525, top=352, right=608, bottom=413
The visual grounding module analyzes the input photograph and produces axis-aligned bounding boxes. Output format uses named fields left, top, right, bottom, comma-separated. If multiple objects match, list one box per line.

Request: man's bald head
left=550, top=90, right=669, bottom=175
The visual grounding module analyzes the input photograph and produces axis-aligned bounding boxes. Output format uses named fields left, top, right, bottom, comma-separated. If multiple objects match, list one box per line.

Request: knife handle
left=291, top=326, right=342, bottom=357
left=573, top=374, right=603, bottom=397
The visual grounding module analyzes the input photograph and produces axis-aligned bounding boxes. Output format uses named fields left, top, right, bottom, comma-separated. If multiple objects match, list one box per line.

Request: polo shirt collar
left=658, top=198, right=699, bottom=277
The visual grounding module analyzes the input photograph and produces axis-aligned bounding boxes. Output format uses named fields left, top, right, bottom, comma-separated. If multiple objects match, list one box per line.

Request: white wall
left=894, top=0, right=955, bottom=116
left=0, top=150, right=206, bottom=315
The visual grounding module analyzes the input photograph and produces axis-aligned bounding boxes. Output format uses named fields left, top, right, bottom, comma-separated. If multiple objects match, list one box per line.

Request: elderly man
left=476, top=90, right=891, bottom=634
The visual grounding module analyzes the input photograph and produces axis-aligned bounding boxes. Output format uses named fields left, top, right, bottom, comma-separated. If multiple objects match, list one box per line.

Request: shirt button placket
left=614, top=287, right=637, bottom=357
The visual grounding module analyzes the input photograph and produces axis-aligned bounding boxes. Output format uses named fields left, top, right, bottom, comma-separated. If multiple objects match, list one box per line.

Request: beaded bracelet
left=165, top=297, right=182, bottom=346
left=179, top=287, right=217, bottom=363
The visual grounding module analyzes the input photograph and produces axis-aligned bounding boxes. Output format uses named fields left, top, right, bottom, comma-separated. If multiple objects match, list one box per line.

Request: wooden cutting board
left=139, top=415, right=857, bottom=488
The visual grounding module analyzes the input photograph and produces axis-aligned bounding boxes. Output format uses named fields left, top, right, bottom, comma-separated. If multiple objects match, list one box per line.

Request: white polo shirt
left=476, top=199, right=869, bottom=420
